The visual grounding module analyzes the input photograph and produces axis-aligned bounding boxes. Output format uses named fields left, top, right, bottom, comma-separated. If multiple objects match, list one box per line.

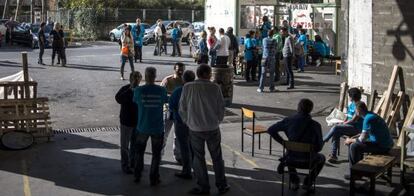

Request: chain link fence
left=47, top=8, right=204, bottom=40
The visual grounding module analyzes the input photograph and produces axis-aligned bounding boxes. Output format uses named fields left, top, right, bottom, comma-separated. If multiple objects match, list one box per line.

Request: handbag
left=121, top=46, right=129, bottom=57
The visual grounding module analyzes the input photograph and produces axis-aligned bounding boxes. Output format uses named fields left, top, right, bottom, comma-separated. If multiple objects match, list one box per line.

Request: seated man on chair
left=267, top=99, right=325, bottom=191
left=344, top=102, right=394, bottom=179
left=323, top=88, right=364, bottom=163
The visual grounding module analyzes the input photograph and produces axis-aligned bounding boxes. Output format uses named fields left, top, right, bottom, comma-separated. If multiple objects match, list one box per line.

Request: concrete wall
left=372, top=0, right=414, bottom=96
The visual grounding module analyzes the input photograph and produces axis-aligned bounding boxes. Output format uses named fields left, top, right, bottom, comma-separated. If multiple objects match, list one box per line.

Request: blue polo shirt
left=362, top=112, right=394, bottom=149
left=133, top=84, right=168, bottom=135
left=244, top=38, right=255, bottom=61
left=347, top=102, right=363, bottom=130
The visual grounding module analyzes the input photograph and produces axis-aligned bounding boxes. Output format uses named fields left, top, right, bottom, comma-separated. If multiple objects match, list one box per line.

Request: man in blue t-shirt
left=132, top=67, right=168, bottom=185
left=344, top=102, right=394, bottom=179
left=323, top=88, right=364, bottom=163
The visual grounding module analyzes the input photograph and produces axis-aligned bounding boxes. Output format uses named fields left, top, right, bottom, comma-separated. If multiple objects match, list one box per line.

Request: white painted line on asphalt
left=221, top=143, right=259, bottom=168
left=21, top=160, right=32, bottom=196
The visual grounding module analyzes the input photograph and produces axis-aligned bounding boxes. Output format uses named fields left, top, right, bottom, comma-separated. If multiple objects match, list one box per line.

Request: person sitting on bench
left=344, top=102, right=394, bottom=179
left=323, top=88, right=364, bottom=163
left=267, top=99, right=325, bottom=190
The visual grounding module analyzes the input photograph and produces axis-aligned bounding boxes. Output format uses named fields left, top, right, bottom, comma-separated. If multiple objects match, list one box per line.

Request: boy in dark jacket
left=267, top=99, right=325, bottom=191
left=115, top=71, right=142, bottom=174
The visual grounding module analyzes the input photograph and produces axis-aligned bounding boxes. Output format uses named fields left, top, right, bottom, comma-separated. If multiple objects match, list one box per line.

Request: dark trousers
left=245, top=60, right=257, bottom=81
left=274, top=53, right=281, bottom=82
left=175, top=120, right=192, bottom=175
left=190, top=129, right=227, bottom=191
left=52, top=46, right=62, bottom=64
left=121, top=55, right=135, bottom=77
left=172, top=40, right=181, bottom=56
left=198, top=54, right=209, bottom=64
left=323, top=124, right=360, bottom=156
left=134, top=132, right=164, bottom=181
left=38, top=43, right=45, bottom=63
left=134, top=45, right=142, bottom=62
left=215, top=56, right=228, bottom=67
left=283, top=56, right=294, bottom=87
left=120, top=124, right=134, bottom=171
left=348, top=141, right=390, bottom=169
left=289, top=153, right=326, bottom=184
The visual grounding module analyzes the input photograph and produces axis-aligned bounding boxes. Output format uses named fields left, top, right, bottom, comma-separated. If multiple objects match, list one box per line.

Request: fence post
left=143, top=9, right=146, bottom=22
left=192, top=10, right=195, bottom=22
left=168, top=9, right=171, bottom=20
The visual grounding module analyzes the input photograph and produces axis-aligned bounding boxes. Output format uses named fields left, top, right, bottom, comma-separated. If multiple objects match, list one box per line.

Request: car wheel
left=110, top=33, right=115, bottom=42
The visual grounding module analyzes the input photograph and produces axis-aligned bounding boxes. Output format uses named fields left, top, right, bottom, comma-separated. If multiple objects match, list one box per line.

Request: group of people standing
left=119, top=18, right=146, bottom=80
left=115, top=63, right=230, bottom=195
left=35, top=22, right=67, bottom=66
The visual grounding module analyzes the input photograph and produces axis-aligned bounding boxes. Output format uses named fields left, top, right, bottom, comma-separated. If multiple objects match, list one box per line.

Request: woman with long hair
left=207, top=27, right=218, bottom=66
left=120, top=25, right=135, bottom=80
left=50, top=22, right=64, bottom=66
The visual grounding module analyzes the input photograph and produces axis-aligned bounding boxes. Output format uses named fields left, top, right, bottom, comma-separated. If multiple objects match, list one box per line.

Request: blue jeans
left=283, top=56, right=294, bottom=87
left=190, top=129, right=227, bottom=191
left=172, top=39, right=181, bottom=56
left=348, top=141, right=390, bottom=170
left=175, top=120, right=192, bottom=175
left=298, top=55, right=305, bottom=71
left=121, top=55, right=134, bottom=77
left=258, top=58, right=276, bottom=91
left=210, top=53, right=217, bottom=66
left=323, top=124, right=360, bottom=156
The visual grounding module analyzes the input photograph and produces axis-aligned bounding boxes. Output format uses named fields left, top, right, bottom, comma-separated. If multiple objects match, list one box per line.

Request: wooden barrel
left=211, top=66, right=234, bottom=107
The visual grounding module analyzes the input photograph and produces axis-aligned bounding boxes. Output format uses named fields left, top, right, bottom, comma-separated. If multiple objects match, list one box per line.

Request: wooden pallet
left=0, top=81, right=38, bottom=100
left=0, top=97, right=53, bottom=140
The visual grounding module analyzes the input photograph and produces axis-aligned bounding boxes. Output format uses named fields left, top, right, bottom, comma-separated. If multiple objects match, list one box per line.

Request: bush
left=73, top=9, right=103, bottom=41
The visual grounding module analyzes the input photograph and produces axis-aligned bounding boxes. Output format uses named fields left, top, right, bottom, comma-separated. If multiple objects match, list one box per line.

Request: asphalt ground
left=0, top=42, right=400, bottom=195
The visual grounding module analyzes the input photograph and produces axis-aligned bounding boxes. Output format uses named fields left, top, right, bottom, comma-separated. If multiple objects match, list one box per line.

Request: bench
left=350, top=155, right=396, bottom=196
left=0, top=97, right=53, bottom=140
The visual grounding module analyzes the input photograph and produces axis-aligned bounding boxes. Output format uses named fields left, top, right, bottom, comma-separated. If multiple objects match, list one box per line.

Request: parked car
left=11, top=23, right=53, bottom=48
left=109, top=22, right=150, bottom=42
left=192, top=21, right=204, bottom=41
left=143, top=20, right=194, bottom=45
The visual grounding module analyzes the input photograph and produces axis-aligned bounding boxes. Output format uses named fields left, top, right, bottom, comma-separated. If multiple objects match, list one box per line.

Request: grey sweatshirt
left=282, top=36, right=294, bottom=58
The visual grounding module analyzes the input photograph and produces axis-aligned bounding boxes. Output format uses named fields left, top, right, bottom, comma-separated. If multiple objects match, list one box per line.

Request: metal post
left=191, top=10, right=194, bottom=22
left=22, top=52, right=30, bottom=98
left=143, top=9, right=146, bottom=22
left=168, top=9, right=171, bottom=20
left=31, top=0, right=34, bottom=23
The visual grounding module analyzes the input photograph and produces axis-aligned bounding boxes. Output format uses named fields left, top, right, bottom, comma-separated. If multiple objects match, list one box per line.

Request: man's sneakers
left=327, top=154, right=338, bottom=164
left=218, top=185, right=231, bottom=194
left=257, top=88, right=263, bottom=93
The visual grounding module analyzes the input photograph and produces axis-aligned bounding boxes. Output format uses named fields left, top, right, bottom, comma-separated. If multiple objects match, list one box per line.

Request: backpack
left=161, top=24, right=166, bottom=34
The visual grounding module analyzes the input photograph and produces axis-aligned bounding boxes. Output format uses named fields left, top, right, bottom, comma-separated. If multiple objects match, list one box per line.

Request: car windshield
left=31, top=24, right=52, bottom=34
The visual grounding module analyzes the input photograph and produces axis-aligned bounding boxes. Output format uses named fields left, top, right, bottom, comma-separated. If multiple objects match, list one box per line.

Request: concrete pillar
left=143, top=9, right=146, bottom=21
left=168, top=9, right=171, bottom=20
left=191, top=10, right=194, bottom=22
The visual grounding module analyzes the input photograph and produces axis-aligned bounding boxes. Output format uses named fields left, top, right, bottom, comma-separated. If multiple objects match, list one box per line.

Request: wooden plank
left=380, top=65, right=400, bottom=118
left=338, top=82, right=349, bottom=112
left=0, top=113, right=50, bottom=121
left=386, top=91, right=404, bottom=129
left=369, top=90, right=378, bottom=112
left=397, top=101, right=414, bottom=147
left=0, top=97, right=49, bottom=106
left=21, top=52, right=30, bottom=99
left=374, top=91, right=386, bottom=114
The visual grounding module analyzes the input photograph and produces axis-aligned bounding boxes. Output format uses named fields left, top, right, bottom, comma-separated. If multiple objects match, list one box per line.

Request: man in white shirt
left=153, top=19, right=163, bottom=55
left=179, top=64, right=230, bottom=195
left=215, top=28, right=230, bottom=67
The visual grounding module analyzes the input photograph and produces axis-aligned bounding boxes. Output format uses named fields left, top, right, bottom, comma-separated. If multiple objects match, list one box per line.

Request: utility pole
left=31, top=0, right=34, bottom=23
left=2, top=0, right=9, bottom=19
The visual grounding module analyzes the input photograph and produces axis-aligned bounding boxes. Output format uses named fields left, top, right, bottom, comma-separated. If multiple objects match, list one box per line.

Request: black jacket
left=115, top=84, right=138, bottom=127
left=268, top=113, right=323, bottom=157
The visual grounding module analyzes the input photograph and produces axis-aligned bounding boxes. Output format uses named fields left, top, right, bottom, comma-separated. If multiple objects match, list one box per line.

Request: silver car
left=143, top=20, right=194, bottom=45
left=109, top=23, right=150, bottom=42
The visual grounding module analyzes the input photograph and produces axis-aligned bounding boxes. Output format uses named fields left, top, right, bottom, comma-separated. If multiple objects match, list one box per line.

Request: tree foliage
left=63, top=0, right=205, bottom=10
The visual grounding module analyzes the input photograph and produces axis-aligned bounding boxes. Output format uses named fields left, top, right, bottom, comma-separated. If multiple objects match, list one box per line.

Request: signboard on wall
left=205, top=0, right=236, bottom=32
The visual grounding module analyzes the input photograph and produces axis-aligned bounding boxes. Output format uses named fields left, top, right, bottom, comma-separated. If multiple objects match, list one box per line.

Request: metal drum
left=211, top=66, right=234, bottom=107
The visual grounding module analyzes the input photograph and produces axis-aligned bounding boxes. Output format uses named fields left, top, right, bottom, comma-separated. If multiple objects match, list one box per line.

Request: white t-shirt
left=216, top=34, right=230, bottom=56
left=154, top=25, right=162, bottom=37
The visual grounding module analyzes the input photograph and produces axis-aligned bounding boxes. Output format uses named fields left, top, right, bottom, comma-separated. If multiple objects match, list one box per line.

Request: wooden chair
left=241, top=108, right=271, bottom=157
left=281, top=141, right=317, bottom=195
